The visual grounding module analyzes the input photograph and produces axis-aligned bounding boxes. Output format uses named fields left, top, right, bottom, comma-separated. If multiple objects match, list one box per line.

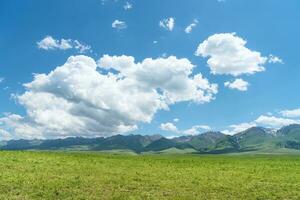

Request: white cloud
left=195, top=33, right=267, bottom=76
left=37, top=36, right=71, bottom=50
left=173, top=118, right=179, bottom=122
left=124, top=2, right=132, bottom=10
left=73, top=40, right=91, bottom=53
left=37, top=36, right=90, bottom=53
left=0, top=55, right=217, bottom=139
left=268, top=54, right=284, bottom=64
left=185, top=19, right=198, bottom=34
left=223, top=115, right=299, bottom=135
left=165, top=135, right=178, bottom=139
left=0, top=114, right=45, bottom=139
left=0, top=77, right=4, bottom=83
left=223, top=122, right=256, bottom=135
left=112, top=20, right=127, bottom=29
left=98, top=55, right=218, bottom=104
left=160, top=122, right=210, bottom=135
left=255, top=115, right=299, bottom=128
left=182, top=125, right=211, bottom=135
left=0, top=128, right=12, bottom=140
left=224, top=78, right=249, bottom=91
left=159, top=17, right=175, bottom=31
left=280, top=108, right=300, bottom=118
left=160, top=122, right=178, bottom=133
left=153, top=40, right=158, bottom=44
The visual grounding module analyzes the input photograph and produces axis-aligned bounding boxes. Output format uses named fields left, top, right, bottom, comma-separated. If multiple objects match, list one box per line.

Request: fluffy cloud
left=112, top=20, right=127, bottom=29
left=160, top=122, right=211, bottom=135
left=224, top=78, right=249, bottom=91
left=182, top=125, right=211, bottom=135
left=0, top=55, right=217, bottom=139
left=159, top=17, right=175, bottom=31
left=268, top=54, right=284, bottom=64
left=73, top=40, right=91, bottom=53
left=280, top=108, right=300, bottom=118
left=0, top=114, right=45, bottom=139
left=37, top=36, right=71, bottom=50
left=223, top=122, right=255, bottom=135
left=195, top=33, right=267, bottom=76
left=37, top=36, right=91, bottom=53
left=0, top=77, right=4, bottom=83
left=124, top=2, right=132, bottom=10
left=98, top=55, right=218, bottom=104
left=223, top=115, right=299, bottom=135
left=255, top=115, right=299, bottom=128
left=185, top=19, right=198, bottom=34
left=0, top=128, right=12, bottom=140
left=160, top=122, right=178, bottom=133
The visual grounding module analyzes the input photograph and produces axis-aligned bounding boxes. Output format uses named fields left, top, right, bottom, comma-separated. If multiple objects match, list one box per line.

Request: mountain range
left=1, top=124, right=300, bottom=154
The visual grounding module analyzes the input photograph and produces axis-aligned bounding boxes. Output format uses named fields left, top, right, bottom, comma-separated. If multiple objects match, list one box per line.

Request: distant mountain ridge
left=1, top=124, right=300, bottom=154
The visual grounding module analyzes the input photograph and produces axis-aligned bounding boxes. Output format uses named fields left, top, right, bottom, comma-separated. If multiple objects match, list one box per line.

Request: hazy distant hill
left=1, top=124, right=300, bottom=154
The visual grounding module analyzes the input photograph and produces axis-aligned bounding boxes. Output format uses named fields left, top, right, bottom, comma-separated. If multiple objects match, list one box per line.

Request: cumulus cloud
left=160, top=122, right=178, bottom=133
left=0, top=77, right=4, bottom=83
left=280, top=108, right=300, bottom=118
left=112, top=20, right=127, bottom=29
left=37, top=36, right=71, bottom=50
left=0, top=114, right=45, bottom=139
left=160, top=122, right=211, bottom=135
left=255, top=115, right=299, bottom=128
left=37, top=36, right=91, bottom=53
left=195, top=33, right=267, bottom=76
left=182, top=125, right=211, bottom=135
left=124, top=2, right=132, bottom=10
left=223, top=115, right=299, bottom=135
left=98, top=55, right=218, bottom=104
left=224, top=78, right=249, bottom=91
left=159, top=17, right=175, bottom=31
left=73, top=40, right=91, bottom=53
left=0, top=128, right=12, bottom=141
left=185, top=19, right=198, bottom=34
left=0, top=55, right=217, bottom=139
left=268, top=54, right=284, bottom=64
left=223, top=122, right=255, bottom=135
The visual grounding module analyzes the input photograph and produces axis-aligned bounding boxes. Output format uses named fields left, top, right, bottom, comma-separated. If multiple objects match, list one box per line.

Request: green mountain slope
left=276, top=124, right=300, bottom=149
left=144, top=137, right=194, bottom=152
left=1, top=124, right=300, bottom=154
left=187, top=132, right=239, bottom=152
left=234, top=127, right=276, bottom=151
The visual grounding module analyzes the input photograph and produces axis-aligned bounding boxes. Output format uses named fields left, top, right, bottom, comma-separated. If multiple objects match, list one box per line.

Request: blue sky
left=0, top=0, right=300, bottom=139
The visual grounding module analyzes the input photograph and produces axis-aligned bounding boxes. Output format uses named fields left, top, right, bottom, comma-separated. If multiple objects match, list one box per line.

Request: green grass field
left=0, top=151, right=300, bottom=200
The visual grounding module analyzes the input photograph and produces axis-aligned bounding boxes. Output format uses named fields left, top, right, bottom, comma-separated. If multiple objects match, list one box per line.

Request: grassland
left=0, top=151, right=300, bottom=199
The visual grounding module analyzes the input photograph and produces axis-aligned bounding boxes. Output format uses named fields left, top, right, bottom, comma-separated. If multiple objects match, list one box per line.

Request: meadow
left=0, top=151, right=300, bottom=200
